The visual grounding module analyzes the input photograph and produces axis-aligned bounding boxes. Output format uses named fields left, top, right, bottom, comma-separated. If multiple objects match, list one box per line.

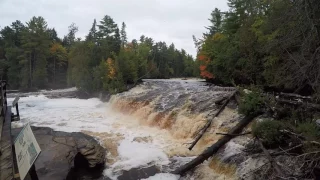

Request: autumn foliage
left=198, top=54, right=214, bottom=80
left=106, top=58, right=116, bottom=79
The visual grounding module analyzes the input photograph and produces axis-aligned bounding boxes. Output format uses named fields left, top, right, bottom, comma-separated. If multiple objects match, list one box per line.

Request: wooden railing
left=0, top=80, right=7, bottom=119
left=0, top=80, right=14, bottom=180
left=0, top=81, right=38, bottom=180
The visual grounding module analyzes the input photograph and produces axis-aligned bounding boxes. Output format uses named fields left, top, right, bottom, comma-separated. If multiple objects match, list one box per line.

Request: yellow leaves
left=50, top=42, right=68, bottom=66
left=212, top=33, right=224, bottom=41
left=50, top=42, right=66, bottom=55
left=106, top=58, right=116, bottom=79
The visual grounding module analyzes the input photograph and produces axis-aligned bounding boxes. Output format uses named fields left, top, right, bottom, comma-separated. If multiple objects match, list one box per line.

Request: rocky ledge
left=12, top=126, right=107, bottom=180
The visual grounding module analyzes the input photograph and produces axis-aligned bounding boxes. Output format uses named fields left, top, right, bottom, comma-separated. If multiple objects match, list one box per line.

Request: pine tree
left=47, top=28, right=61, bottom=43
left=0, top=22, right=25, bottom=87
left=205, top=8, right=223, bottom=36
left=120, top=22, right=127, bottom=48
left=20, top=16, right=50, bottom=89
left=49, top=42, right=67, bottom=86
left=62, top=23, right=78, bottom=50
left=86, top=19, right=97, bottom=42
left=98, top=15, right=117, bottom=38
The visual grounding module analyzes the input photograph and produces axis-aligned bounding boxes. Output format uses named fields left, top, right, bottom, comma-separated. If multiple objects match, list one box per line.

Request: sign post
left=14, top=124, right=41, bottom=180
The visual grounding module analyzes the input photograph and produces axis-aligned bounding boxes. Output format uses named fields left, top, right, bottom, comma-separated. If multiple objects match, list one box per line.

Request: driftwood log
left=188, top=91, right=237, bottom=150
left=173, top=113, right=260, bottom=175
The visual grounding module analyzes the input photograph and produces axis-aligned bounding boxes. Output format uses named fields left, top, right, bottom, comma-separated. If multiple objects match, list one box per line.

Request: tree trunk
left=54, top=57, right=56, bottom=85
left=172, top=113, right=260, bottom=175
left=29, top=52, right=32, bottom=88
left=188, top=91, right=237, bottom=150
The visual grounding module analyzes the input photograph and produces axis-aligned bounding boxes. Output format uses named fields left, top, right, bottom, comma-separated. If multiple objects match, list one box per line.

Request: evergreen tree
left=62, top=23, right=78, bottom=50
left=120, top=22, right=127, bottom=48
left=20, top=16, right=50, bottom=88
left=1, top=14, right=196, bottom=93
left=49, top=42, right=67, bottom=86
left=86, top=19, right=97, bottom=42
left=98, top=15, right=117, bottom=38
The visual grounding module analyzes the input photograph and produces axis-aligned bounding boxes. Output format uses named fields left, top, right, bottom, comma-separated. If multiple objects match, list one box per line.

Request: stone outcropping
left=12, top=126, right=106, bottom=180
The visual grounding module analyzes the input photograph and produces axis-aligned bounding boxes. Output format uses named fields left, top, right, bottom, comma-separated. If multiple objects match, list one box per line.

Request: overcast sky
left=0, top=0, right=228, bottom=57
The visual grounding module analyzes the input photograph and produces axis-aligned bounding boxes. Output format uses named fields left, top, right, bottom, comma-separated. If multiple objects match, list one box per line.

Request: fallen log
left=214, top=96, right=227, bottom=105
left=211, top=87, right=236, bottom=92
left=188, top=91, right=237, bottom=151
left=276, top=98, right=320, bottom=110
left=279, top=92, right=312, bottom=100
left=271, top=144, right=303, bottom=156
left=256, top=137, right=283, bottom=177
left=173, top=113, right=260, bottom=175
left=216, top=132, right=251, bottom=136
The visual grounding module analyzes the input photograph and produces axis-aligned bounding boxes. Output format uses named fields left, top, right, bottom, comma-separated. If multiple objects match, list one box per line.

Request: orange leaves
left=50, top=42, right=66, bottom=54
left=198, top=55, right=207, bottom=61
left=199, top=65, right=214, bottom=79
left=50, top=42, right=60, bottom=54
left=196, top=33, right=224, bottom=81
left=200, top=70, right=214, bottom=79
left=198, top=53, right=214, bottom=80
left=200, top=65, right=207, bottom=71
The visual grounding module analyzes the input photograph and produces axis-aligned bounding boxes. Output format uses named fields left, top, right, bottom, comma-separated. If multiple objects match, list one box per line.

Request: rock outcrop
left=12, top=126, right=106, bottom=180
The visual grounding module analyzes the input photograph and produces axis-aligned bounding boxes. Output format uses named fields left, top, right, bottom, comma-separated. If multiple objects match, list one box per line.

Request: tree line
left=196, top=0, right=320, bottom=98
left=0, top=15, right=198, bottom=93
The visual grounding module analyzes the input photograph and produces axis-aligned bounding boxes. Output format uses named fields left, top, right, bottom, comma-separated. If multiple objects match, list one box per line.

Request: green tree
left=63, top=23, right=78, bottom=50
left=120, top=22, right=127, bottom=48
left=20, top=16, right=50, bottom=89
left=0, top=22, right=25, bottom=87
left=98, top=15, right=117, bottom=38
left=86, top=19, right=97, bottom=42
left=49, top=42, right=68, bottom=86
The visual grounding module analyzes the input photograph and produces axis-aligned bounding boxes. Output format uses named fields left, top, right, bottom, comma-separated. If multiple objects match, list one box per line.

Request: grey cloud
left=0, top=0, right=228, bottom=57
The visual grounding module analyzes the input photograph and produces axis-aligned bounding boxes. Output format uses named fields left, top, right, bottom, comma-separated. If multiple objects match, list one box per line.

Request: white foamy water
left=8, top=94, right=185, bottom=180
left=7, top=80, right=247, bottom=180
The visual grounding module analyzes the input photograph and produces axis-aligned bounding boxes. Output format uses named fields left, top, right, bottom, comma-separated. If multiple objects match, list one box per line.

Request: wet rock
left=133, top=136, right=153, bottom=143
left=117, top=166, right=160, bottom=180
left=12, top=126, right=106, bottom=180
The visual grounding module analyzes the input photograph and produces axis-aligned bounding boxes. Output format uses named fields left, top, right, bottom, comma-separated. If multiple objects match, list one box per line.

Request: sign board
left=14, top=124, right=41, bottom=180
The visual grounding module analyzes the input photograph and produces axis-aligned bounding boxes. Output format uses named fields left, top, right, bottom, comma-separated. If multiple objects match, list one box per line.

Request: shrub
left=239, top=89, right=263, bottom=116
left=296, top=122, right=320, bottom=141
left=252, top=120, right=287, bottom=147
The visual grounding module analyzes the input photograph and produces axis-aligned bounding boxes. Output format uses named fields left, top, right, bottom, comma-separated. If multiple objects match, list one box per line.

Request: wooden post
left=15, top=103, right=19, bottom=118
left=29, top=165, right=39, bottom=180
left=12, top=97, right=20, bottom=121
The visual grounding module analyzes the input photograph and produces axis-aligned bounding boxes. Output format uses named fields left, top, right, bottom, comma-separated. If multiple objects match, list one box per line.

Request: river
left=8, top=79, right=249, bottom=180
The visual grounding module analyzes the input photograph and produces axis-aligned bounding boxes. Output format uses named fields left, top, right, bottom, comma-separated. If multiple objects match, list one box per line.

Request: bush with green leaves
left=296, top=122, right=320, bottom=141
left=252, top=120, right=287, bottom=147
left=239, top=90, right=263, bottom=116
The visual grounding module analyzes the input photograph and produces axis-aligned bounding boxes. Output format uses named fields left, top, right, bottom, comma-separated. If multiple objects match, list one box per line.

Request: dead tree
left=173, top=113, right=260, bottom=175
left=188, top=91, right=237, bottom=150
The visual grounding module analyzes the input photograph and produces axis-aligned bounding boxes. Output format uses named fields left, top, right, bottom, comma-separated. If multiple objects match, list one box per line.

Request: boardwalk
left=0, top=107, right=13, bottom=180
left=0, top=81, right=14, bottom=180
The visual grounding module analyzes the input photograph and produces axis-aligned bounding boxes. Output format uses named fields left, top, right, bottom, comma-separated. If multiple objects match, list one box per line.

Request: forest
left=0, top=15, right=198, bottom=93
left=196, top=0, right=320, bottom=98
left=1, top=0, right=320, bottom=97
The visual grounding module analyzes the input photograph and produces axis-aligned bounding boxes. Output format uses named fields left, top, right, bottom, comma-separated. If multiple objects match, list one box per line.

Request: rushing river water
left=8, top=79, right=248, bottom=180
